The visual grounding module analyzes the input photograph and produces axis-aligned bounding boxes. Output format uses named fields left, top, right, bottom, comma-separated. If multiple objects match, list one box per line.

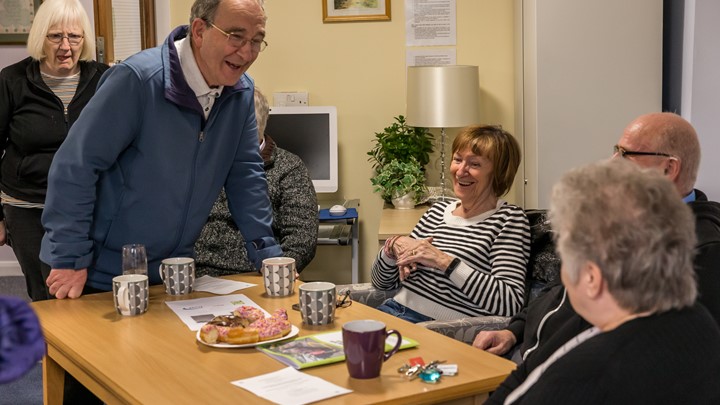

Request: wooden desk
left=378, top=205, right=430, bottom=243
left=32, top=275, right=515, bottom=404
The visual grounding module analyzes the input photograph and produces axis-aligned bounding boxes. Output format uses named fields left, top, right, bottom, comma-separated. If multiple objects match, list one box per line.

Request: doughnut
left=232, top=306, right=265, bottom=324
left=272, top=308, right=288, bottom=321
left=249, top=316, right=292, bottom=341
left=199, top=307, right=291, bottom=345
left=199, top=315, right=258, bottom=344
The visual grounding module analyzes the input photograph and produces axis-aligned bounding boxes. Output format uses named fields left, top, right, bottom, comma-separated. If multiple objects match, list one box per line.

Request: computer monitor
left=266, top=106, right=338, bottom=193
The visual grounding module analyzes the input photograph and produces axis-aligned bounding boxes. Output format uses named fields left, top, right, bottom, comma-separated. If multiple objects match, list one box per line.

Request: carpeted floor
left=1, top=276, right=43, bottom=405
left=0, top=364, right=42, bottom=405
left=0, top=275, right=30, bottom=301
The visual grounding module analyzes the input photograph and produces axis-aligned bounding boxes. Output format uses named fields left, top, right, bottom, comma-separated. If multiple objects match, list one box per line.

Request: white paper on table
left=193, top=275, right=256, bottom=294
left=165, top=294, right=268, bottom=331
left=232, top=367, right=352, bottom=405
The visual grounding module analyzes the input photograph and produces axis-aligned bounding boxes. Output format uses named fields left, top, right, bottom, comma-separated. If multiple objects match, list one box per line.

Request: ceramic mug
left=159, top=257, right=195, bottom=295
left=112, top=274, right=149, bottom=316
left=342, top=320, right=402, bottom=379
left=262, top=257, right=295, bottom=297
left=298, top=281, right=336, bottom=325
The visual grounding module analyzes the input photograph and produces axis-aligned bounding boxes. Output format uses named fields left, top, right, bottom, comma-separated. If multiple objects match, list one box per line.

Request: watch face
left=447, top=258, right=461, bottom=275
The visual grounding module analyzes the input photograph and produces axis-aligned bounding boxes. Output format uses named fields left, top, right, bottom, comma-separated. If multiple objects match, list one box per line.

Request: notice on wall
left=405, top=0, right=456, bottom=47
left=406, top=48, right=456, bottom=66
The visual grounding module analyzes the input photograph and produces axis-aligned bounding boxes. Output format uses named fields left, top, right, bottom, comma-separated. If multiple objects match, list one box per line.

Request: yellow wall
left=170, top=0, right=516, bottom=282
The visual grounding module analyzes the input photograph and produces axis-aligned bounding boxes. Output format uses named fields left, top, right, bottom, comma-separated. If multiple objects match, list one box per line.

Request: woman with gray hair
left=494, top=159, right=720, bottom=405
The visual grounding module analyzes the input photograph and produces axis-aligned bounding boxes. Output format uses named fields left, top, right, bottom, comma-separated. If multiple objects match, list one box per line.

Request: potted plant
left=370, top=158, right=427, bottom=209
left=368, top=115, right=433, bottom=206
left=367, top=115, right=434, bottom=171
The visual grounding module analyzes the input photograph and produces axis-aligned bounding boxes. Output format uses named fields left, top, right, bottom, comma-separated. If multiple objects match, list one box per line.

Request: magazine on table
left=257, top=330, right=418, bottom=369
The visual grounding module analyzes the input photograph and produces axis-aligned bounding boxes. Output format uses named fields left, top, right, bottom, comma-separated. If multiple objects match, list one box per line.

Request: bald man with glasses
left=613, top=112, right=720, bottom=321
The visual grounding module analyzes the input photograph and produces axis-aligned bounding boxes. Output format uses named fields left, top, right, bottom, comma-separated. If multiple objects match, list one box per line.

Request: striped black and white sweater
left=371, top=200, right=530, bottom=320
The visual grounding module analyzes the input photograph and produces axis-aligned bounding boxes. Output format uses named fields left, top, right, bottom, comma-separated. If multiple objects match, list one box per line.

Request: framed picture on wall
left=0, top=0, right=41, bottom=44
left=323, top=0, right=391, bottom=23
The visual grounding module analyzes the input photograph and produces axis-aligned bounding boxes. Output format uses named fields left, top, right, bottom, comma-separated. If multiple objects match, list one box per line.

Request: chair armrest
left=418, top=316, right=511, bottom=345
left=335, top=284, right=510, bottom=346
left=336, top=283, right=399, bottom=308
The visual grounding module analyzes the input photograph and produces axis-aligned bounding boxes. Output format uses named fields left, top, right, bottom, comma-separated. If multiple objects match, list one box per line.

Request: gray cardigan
left=195, top=135, right=318, bottom=275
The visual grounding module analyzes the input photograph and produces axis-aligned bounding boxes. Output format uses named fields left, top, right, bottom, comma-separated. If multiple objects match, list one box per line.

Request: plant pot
left=391, top=192, right=416, bottom=209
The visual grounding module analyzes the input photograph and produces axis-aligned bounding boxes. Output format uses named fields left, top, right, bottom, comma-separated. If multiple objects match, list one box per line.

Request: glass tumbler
left=122, top=244, right=148, bottom=276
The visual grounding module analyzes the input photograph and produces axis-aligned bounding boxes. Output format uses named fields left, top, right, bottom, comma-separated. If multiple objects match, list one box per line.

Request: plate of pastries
left=197, top=306, right=298, bottom=348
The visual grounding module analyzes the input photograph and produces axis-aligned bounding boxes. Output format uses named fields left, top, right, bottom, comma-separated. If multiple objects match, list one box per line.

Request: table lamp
left=405, top=65, right=480, bottom=200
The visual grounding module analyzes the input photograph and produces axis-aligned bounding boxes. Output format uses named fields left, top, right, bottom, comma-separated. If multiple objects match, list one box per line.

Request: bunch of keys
left=398, top=359, right=448, bottom=383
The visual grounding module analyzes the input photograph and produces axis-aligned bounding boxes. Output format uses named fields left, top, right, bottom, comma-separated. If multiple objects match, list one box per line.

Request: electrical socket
left=273, top=92, right=309, bottom=107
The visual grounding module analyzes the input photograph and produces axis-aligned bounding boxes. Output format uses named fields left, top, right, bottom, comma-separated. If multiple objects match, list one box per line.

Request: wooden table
left=31, top=274, right=515, bottom=404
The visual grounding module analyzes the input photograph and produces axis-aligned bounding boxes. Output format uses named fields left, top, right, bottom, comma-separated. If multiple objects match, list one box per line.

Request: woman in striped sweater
left=372, top=125, right=530, bottom=322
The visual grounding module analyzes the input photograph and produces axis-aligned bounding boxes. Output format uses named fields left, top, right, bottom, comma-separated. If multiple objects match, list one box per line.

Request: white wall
left=518, top=0, right=663, bottom=208
left=682, top=0, right=720, bottom=201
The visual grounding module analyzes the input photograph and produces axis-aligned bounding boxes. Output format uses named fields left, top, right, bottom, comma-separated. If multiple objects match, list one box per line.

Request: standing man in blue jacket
left=39, top=0, right=282, bottom=299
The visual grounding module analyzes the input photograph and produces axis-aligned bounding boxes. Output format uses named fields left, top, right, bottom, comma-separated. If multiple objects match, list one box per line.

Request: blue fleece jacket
left=40, top=26, right=281, bottom=290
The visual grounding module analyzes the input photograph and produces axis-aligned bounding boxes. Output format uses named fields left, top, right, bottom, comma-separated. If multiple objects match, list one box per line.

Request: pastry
left=249, top=315, right=291, bottom=341
left=199, top=306, right=291, bottom=345
left=199, top=315, right=259, bottom=345
left=232, top=306, right=265, bottom=324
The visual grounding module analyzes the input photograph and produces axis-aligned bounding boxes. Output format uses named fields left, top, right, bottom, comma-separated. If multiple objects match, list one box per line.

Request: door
left=93, top=0, right=156, bottom=64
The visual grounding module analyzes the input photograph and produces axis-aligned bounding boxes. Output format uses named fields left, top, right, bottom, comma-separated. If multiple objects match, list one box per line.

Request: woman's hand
left=396, top=237, right=454, bottom=279
left=390, top=236, right=425, bottom=281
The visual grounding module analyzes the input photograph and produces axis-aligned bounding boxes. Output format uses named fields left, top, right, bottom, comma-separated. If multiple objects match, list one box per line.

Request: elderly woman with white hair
left=494, top=159, right=720, bottom=405
left=0, top=0, right=108, bottom=301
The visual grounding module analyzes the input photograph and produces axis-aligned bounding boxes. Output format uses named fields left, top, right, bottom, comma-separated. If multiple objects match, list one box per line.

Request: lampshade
left=405, top=65, right=480, bottom=128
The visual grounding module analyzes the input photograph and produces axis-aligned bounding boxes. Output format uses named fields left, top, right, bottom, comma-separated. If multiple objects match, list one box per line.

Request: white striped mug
left=159, top=257, right=195, bottom=295
left=262, top=257, right=296, bottom=297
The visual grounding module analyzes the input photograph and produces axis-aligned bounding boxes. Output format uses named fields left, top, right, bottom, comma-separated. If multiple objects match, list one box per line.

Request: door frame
left=93, top=0, right=156, bottom=63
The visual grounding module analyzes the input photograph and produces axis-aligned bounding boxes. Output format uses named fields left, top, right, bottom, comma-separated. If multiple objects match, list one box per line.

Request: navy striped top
left=372, top=200, right=531, bottom=320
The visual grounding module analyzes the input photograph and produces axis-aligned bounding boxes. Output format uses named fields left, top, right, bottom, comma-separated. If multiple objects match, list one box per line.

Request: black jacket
left=0, top=57, right=108, bottom=215
left=490, top=304, right=720, bottom=405
left=689, top=189, right=720, bottom=326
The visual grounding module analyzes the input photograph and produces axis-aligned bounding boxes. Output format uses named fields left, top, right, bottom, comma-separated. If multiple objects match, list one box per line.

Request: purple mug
left=342, top=320, right=402, bottom=379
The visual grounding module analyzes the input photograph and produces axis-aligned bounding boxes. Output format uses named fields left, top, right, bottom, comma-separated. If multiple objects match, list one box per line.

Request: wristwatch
left=445, top=257, right=461, bottom=277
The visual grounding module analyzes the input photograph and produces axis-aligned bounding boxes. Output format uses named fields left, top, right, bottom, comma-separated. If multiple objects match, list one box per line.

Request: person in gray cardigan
left=195, top=88, right=318, bottom=276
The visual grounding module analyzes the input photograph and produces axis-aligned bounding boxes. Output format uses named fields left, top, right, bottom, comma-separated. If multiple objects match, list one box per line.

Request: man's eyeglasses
left=613, top=145, right=672, bottom=159
left=208, top=22, right=267, bottom=52
left=46, top=33, right=84, bottom=45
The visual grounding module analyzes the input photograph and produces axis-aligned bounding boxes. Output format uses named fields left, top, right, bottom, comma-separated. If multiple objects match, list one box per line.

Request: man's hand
left=472, top=329, right=517, bottom=356
left=0, top=220, right=7, bottom=246
left=46, top=268, right=88, bottom=299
